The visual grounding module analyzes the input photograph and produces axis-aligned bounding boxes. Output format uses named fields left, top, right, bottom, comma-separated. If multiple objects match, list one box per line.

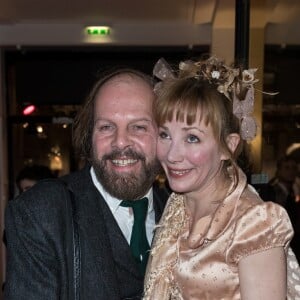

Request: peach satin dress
left=144, top=168, right=296, bottom=300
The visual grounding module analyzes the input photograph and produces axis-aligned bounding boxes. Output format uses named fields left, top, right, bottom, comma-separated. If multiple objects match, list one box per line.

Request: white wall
left=0, top=22, right=211, bottom=47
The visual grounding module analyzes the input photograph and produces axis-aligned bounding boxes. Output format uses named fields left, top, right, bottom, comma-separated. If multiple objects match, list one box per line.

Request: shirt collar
left=90, top=166, right=154, bottom=214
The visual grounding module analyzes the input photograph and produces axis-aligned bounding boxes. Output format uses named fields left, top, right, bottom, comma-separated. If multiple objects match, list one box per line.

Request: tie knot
left=120, top=197, right=149, bottom=220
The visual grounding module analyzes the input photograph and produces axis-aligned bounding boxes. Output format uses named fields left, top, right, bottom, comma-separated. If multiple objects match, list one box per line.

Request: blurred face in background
left=278, top=159, right=298, bottom=183
left=18, top=178, right=37, bottom=193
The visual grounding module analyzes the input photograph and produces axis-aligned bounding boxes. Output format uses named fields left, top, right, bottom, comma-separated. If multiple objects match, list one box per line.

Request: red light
left=22, top=105, right=36, bottom=115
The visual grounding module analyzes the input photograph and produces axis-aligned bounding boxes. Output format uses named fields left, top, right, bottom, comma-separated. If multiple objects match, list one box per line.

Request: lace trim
left=287, top=247, right=300, bottom=300
left=150, top=193, right=186, bottom=255
left=143, top=193, right=186, bottom=299
left=144, top=261, right=183, bottom=300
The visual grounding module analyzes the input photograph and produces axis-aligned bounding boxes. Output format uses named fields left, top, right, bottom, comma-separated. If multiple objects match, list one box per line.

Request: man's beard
left=92, top=148, right=161, bottom=200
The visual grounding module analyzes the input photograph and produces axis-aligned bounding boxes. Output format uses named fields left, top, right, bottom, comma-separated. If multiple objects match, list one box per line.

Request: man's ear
left=221, top=133, right=241, bottom=160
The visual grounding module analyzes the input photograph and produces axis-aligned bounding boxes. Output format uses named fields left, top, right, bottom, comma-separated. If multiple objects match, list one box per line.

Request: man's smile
left=111, top=159, right=138, bottom=166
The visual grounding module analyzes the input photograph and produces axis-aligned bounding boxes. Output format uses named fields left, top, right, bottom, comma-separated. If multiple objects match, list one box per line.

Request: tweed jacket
left=4, top=166, right=169, bottom=300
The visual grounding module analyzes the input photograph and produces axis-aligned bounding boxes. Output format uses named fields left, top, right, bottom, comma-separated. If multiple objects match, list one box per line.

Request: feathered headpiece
left=153, top=56, right=274, bottom=141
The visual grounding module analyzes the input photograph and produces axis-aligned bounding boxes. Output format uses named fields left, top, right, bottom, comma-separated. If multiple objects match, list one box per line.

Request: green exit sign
left=86, top=26, right=110, bottom=36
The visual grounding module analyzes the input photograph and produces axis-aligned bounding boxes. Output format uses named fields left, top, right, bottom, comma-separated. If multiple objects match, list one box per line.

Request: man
left=4, top=69, right=169, bottom=299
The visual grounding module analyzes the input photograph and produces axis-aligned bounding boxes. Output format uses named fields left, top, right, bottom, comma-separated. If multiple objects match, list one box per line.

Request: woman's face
left=157, top=113, right=227, bottom=194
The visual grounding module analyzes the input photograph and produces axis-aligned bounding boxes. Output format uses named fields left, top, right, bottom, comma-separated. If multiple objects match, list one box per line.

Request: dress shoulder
left=227, top=198, right=294, bottom=264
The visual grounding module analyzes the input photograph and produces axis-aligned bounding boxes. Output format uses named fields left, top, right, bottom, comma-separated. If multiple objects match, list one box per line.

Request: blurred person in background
left=270, top=155, right=300, bottom=261
left=16, top=164, right=56, bottom=194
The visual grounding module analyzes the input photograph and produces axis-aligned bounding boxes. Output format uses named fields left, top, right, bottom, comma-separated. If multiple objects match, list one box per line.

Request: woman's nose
left=166, top=142, right=184, bottom=163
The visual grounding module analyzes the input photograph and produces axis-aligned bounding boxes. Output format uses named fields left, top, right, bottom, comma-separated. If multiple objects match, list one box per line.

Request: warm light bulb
left=36, top=125, right=43, bottom=133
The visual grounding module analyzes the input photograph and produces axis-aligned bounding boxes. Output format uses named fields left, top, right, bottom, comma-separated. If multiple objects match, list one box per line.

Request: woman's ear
left=221, top=133, right=241, bottom=160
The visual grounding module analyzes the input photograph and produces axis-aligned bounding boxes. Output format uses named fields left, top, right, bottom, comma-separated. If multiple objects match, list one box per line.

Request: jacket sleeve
left=4, top=180, right=70, bottom=300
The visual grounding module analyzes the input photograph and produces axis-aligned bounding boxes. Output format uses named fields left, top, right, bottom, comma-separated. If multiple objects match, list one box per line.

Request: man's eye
left=97, top=125, right=113, bottom=131
left=133, top=125, right=147, bottom=131
left=187, top=134, right=200, bottom=143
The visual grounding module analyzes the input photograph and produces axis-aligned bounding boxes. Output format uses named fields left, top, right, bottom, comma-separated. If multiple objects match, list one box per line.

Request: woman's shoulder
left=227, top=185, right=294, bottom=263
left=234, top=185, right=293, bottom=242
left=238, top=184, right=287, bottom=215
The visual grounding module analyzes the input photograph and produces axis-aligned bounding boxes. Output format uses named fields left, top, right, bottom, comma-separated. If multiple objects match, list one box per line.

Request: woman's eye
left=158, top=131, right=169, bottom=139
left=187, top=134, right=200, bottom=143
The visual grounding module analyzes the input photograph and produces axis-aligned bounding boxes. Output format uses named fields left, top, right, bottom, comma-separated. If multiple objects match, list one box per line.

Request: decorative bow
left=153, top=58, right=175, bottom=93
left=233, top=86, right=257, bottom=141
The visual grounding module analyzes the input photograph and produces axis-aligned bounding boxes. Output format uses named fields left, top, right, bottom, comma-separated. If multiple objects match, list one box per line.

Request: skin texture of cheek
left=188, top=149, right=211, bottom=166
left=157, top=140, right=172, bottom=163
left=158, top=140, right=224, bottom=195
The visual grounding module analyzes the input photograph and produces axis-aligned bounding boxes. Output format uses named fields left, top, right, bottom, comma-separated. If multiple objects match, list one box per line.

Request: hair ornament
left=153, top=55, right=275, bottom=141
left=153, top=58, right=175, bottom=93
left=233, top=85, right=257, bottom=140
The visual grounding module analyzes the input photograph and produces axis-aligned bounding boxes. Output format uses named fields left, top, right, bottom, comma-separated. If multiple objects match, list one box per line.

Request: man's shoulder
left=9, top=178, right=70, bottom=210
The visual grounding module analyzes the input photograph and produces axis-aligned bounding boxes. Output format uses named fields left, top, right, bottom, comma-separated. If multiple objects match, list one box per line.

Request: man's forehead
left=95, top=74, right=155, bottom=116
left=95, top=73, right=155, bottom=107
left=102, top=73, right=150, bottom=88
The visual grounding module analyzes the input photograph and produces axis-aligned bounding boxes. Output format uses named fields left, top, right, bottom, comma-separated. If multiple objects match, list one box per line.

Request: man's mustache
left=102, top=148, right=145, bottom=161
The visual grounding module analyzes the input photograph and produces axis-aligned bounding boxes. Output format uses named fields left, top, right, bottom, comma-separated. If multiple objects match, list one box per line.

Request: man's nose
left=111, top=128, right=133, bottom=149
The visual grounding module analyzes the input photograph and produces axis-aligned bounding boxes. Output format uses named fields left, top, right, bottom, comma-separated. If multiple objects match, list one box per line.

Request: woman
left=144, top=57, right=299, bottom=299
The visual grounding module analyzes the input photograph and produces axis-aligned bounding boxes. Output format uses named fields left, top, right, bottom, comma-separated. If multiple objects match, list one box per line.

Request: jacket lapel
left=66, top=168, right=121, bottom=299
left=100, top=196, right=142, bottom=278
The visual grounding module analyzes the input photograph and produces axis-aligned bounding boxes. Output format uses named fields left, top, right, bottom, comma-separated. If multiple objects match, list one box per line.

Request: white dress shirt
left=90, top=167, right=156, bottom=245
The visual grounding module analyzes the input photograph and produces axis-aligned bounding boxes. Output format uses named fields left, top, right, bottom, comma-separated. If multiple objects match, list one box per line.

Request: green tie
left=120, top=197, right=150, bottom=275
